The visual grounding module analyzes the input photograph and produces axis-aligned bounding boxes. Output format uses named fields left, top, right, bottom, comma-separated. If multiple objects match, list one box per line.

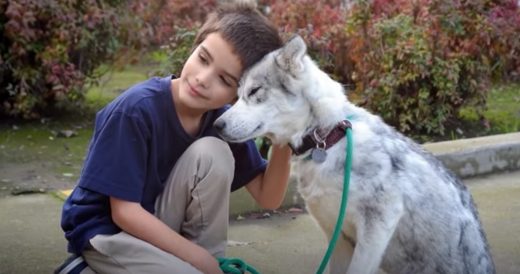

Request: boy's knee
left=188, top=137, right=235, bottom=178
left=191, top=137, right=232, bottom=160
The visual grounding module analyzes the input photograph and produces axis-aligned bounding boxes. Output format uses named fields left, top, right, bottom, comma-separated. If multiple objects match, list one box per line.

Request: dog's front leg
left=347, top=204, right=403, bottom=274
left=306, top=199, right=355, bottom=274
left=328, top=231, right=354, bottom=274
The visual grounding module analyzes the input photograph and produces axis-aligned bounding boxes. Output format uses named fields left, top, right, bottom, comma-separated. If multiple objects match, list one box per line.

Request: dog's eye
left=249, top=86, right=261, bottom=97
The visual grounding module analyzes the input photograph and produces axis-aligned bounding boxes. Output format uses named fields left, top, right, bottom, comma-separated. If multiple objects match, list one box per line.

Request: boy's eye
left=220, top=76, right=233, bottom=87
left=199, top=54, right=208, bottom=64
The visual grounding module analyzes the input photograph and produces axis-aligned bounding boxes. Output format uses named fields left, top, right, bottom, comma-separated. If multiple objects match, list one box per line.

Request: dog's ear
left=275, top=35, right=307, bottom=76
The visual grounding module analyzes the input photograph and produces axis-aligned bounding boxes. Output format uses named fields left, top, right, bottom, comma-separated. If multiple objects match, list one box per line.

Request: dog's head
left=214, top=35, right=317, bottom=144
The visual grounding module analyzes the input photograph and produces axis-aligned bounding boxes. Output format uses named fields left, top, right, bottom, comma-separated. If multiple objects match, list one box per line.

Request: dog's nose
left=214, top=120, right=226, bottom=132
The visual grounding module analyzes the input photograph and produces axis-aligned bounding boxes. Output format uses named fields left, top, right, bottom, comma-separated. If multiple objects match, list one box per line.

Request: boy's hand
left=189, top=246, right=224, bottom=274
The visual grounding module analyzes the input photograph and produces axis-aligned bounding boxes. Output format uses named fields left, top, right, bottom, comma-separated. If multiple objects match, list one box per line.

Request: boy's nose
left=195, top=76, right=207, bottom=89
left=196, top=69, right=212, bottom=88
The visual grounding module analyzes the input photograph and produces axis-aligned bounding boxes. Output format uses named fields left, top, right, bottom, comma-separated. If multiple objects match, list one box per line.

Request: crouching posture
left=57, top=3, right=291, bottom=274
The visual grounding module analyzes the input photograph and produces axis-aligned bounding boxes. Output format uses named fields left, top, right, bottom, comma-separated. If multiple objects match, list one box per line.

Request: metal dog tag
left=311, top=148, right=327, bottom=163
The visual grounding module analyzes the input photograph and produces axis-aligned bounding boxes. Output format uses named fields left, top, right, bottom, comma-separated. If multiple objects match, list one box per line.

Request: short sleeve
left=78, top=112, right=150, bottom=202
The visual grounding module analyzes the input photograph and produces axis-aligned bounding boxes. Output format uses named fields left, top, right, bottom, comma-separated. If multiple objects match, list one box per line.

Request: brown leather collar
left=289, top=120, right=352, bottom=156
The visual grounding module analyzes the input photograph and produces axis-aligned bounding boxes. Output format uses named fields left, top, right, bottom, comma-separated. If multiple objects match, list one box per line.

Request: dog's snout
left=214, top=120, right=226, bottom=133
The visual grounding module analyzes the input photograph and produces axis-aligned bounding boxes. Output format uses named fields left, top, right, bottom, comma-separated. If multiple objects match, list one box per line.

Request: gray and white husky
left=214, top=35, right=495, bottom=274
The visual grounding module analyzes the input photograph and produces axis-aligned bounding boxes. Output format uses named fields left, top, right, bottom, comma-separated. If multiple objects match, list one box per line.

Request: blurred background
left=0, top=0, right=519, bottom=192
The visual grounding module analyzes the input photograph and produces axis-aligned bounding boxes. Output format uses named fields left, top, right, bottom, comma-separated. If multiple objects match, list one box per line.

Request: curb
left=423, top=132, right=520, bottom=178
left=52, top=189, right=72, bottom=201
left=230, top=132, right=520, bottom=215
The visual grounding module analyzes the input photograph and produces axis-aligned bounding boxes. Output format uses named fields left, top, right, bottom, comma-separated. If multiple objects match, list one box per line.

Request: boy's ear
left=275, top=35, right=307, bottom=76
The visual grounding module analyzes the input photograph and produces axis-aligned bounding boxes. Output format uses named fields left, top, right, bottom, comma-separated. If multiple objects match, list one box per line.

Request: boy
left=57, top=3, right=289, bottom=274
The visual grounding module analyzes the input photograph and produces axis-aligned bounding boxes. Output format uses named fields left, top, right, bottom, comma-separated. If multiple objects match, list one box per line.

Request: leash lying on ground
left=218, top=257, right=260, bottom=274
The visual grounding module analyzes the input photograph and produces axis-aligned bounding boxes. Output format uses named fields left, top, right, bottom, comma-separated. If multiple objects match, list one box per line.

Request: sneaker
left=54, top=254, right=88, bottom=274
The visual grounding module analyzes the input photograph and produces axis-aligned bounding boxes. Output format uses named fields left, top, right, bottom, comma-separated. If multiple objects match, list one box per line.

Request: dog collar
left=289, top=120, right=352, bottom=156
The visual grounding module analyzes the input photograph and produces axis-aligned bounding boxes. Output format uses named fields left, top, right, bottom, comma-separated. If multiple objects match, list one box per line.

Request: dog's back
left=357, top=116, right=495, bottom=273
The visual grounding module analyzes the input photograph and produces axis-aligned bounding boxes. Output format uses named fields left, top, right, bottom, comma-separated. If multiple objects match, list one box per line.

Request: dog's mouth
left=219, top=123, right=264, bottom=143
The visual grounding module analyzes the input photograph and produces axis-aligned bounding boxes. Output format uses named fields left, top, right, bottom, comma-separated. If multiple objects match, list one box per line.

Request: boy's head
left=193, top=2, right=282, bottom=71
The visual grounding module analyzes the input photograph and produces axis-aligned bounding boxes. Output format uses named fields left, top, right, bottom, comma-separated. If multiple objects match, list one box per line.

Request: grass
left=0, top=123, right=92, bottom=174
left=85, top=64, right=153, bottom=110
left=0, top=64, right=153, bottom=187
left=458, top=83, right=520, bottom=138
left=483, top=84, right=520, bottom=133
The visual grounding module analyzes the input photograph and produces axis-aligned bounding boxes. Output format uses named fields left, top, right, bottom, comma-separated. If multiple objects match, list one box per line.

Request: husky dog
left=214, top=35, right=495, bottom=274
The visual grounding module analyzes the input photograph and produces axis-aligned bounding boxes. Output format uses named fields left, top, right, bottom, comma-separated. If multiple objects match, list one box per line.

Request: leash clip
left=313, top=129, right=326, bottom=149
left=312, top=129, right=328, bottom=163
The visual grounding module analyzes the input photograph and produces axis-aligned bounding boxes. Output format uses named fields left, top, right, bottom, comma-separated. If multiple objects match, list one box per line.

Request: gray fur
left=214, top=35, right=495, bottom=274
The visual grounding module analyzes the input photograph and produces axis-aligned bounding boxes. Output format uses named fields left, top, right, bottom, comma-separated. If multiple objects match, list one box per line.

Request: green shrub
left=344, top=0, right=502, bottom=138
left=0, top=0, right=124, bottom=119
left=261, top=0, right=349, bottom=82
left=126, top=0, right=215, bottom=48
left=148, top=27, right=198, bottom=77
left=261, top=0, right=519, bottom=139
left=486, top=0, right=520, bottom=81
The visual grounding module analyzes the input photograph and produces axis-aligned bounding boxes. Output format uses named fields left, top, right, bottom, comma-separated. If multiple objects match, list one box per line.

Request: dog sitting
left=214, top=35, right=495, bottom=274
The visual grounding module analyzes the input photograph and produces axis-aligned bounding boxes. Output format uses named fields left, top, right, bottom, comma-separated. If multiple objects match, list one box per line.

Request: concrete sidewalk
left=225, top=170, right=520, bottom=274
left=0, top=170, right=519, bottom=274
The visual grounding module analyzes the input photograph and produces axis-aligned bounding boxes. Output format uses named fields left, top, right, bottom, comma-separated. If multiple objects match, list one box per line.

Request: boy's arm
left=245, top=144, right=292, bottom=209
left=109, top=197, right=223, bottom=274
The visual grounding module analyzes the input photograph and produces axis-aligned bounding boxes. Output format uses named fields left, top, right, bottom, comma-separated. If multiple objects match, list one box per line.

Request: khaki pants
left=82, top=137, right=235, bottom=273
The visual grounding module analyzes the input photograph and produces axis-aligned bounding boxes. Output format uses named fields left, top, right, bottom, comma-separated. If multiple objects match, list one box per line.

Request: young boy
left=57, top=3, right=289, bottom=274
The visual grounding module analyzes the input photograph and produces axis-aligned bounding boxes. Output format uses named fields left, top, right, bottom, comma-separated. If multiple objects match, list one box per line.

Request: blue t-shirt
left=61, top=75, right=267, bottom=254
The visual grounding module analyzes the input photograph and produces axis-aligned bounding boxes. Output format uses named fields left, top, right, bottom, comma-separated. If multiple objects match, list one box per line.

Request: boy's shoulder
left=120, top=76, right=171, bottom=104
left=103, top=75, right=173, bottom=115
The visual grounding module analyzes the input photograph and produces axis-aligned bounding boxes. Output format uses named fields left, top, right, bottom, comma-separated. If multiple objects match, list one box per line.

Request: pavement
left=227, top=170, right=520, bottom=274
left=0, top=132, right=519, bottom=274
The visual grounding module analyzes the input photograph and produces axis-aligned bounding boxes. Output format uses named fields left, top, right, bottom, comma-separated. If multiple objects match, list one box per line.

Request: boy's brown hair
left=194, top=2, right=282, bottom=71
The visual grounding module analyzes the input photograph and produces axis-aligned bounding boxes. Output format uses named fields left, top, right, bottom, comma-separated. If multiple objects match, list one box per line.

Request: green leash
left=218, top=257, right=260, bottom=274
left=316, top=125, right=353, bottom=274
left=218, top=124, right=354, bottom=274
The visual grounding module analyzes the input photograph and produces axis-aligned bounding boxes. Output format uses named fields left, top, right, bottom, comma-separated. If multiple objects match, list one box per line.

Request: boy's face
left=177, top=32, right=242, bottom=111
